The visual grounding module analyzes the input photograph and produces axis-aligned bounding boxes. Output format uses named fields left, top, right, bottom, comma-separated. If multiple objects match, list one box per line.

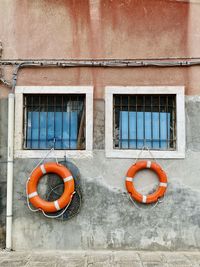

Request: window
left=15, top=86, right=93, bottom=158
left=24, top=94, right=85, bottom=150
left=113, top=95, right=176, bottom=150
left=105, top=86, right=185, bottom=158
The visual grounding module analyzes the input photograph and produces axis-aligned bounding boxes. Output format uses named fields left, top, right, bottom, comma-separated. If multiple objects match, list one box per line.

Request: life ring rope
left=26, top=148, right=75, bottom=218
left=27, top=162, right=75, bottom=214
left=125, top=160, right=168, bottom=204
left=133, top=147, right=159, bottom=165
left=26, top=178, right=75, bottom=219
left=125, top=148, right=168, bottom=206
left=128, top=192, right=165, bottom=210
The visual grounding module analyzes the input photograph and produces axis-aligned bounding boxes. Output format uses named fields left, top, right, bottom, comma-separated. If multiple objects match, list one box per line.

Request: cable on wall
left=1, top=57, right=200, bottom=90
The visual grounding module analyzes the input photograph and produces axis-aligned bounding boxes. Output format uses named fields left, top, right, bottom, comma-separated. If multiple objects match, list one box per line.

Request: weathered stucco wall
left=0, top=0, right=189, bottom=59
left=10, top=97, right=200, bottom=250
left=0, top=0, right=200, bottom=250
left=0, top=0, right=199, bottom=97
left=0, top=96, right=199, bottom=250
left=0, top=0, right=194, bottom=99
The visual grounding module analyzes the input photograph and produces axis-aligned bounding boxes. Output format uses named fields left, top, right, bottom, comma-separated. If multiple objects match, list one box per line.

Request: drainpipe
left=6, top=93, right=15, bottom=250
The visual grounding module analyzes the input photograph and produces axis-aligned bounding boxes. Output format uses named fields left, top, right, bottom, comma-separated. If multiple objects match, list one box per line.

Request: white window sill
left=106, top=149, right=185, bottom=159
left=14, top=150, right=93, bottom=159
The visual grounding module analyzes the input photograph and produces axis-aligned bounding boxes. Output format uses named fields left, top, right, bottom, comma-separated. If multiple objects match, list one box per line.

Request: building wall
left=0, top=0, right=200, bottom=250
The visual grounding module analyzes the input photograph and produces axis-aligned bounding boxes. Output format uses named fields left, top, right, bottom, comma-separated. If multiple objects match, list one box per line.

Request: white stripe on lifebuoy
left=28, top=192, right=38, bottom=199
left=126, top=177, right=133, bottom=182
left=142, top=195, right=147, bottom=203
left=146, top=161, right=151, bottom=168
left=54, top=200, right=61, bottom=211
left=40, top=164, right=46, bottom=174
left=160, top=182, right=167, bottom=187
left=63, top=176, right=73, bottom=183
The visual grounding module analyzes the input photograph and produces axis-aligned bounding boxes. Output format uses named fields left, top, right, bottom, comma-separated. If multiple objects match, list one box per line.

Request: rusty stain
left=2, top=0, right=193, bottom=98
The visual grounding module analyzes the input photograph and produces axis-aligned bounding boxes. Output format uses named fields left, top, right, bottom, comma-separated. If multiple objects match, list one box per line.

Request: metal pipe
left=5, top=58, right=200, bottom=92
left=1, top=58, right=200, bottom=67
left=0, top=58, right=199, bottom=90
left=6, top=93, right=15, bottom=250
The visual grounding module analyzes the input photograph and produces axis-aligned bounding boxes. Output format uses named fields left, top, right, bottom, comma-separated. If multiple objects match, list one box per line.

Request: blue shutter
left=55, top=112, right=62, bottom=149
left=120, top=111, right=129, bottom=148
left=27, top=111, right=32, bottom=148
left=62, top=112, right=78, bottom=149
left=47, top=111, right=54, bottom=148
left=145, top=112, right=151, bottom=148
left=31, top=112, right=39, bottom=149
left=137, top=112, right=144, bottom=148
left=160, top=112, right=170, bottom=149
left=27, top=111, right=78, bottom=149
left=129, top=112, right=136, bottom=148
left=70, top=112, right=78, bottom=149
left=39, top=112, right=47, bottom=149
left=63, top=111, right=69, bottom=149
left=152, top=112, right=159, bottom=149
left=119, top=111, right=170, bottom=149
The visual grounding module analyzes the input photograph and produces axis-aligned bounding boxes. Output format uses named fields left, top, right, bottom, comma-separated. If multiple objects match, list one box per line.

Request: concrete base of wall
left=0, top=250, right=200, bottom=266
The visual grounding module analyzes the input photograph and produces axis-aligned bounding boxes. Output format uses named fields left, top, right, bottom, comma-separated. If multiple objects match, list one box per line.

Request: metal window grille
left=113, top=94, right=176, bottom=150
left=23, top=94, right=85, bottom=150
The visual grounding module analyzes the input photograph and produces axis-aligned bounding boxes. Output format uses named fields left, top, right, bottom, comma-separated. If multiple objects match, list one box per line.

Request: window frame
left=105, top=86, right=185, bottom=159
left=14, top=86, right=93, bottom=158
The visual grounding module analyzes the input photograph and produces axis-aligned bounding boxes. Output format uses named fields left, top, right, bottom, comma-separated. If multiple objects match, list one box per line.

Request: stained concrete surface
left=186, top=96, right=200, bottom=151
left=0, top=97, right=200, bottom=250
left=0, top=251, right=200, bottom=267
left=12, top=162, right=200, bottom=250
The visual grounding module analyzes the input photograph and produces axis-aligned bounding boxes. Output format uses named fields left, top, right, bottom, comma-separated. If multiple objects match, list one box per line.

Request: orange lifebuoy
left=27, top=162, right=75, bottom=213
left=125, top=160, right=167, bottom=204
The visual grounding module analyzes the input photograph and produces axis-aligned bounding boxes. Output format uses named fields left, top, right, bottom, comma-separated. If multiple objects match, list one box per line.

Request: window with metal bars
left=113, top=94, right=176, bottom=150
left=23, top=94, right=85, bottom=150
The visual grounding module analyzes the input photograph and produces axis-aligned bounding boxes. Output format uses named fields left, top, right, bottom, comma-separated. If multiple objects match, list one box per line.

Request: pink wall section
left=0, top=0, right=189, bottom=59
left=1, top=0, right=200, bottom=97
left=15, top=67, right=190, bottom=99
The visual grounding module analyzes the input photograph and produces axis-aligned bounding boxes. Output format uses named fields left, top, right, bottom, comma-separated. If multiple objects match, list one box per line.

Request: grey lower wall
left=12, top=151, right=200, bottom=251
left=1, top=97, right=200, bottom=250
